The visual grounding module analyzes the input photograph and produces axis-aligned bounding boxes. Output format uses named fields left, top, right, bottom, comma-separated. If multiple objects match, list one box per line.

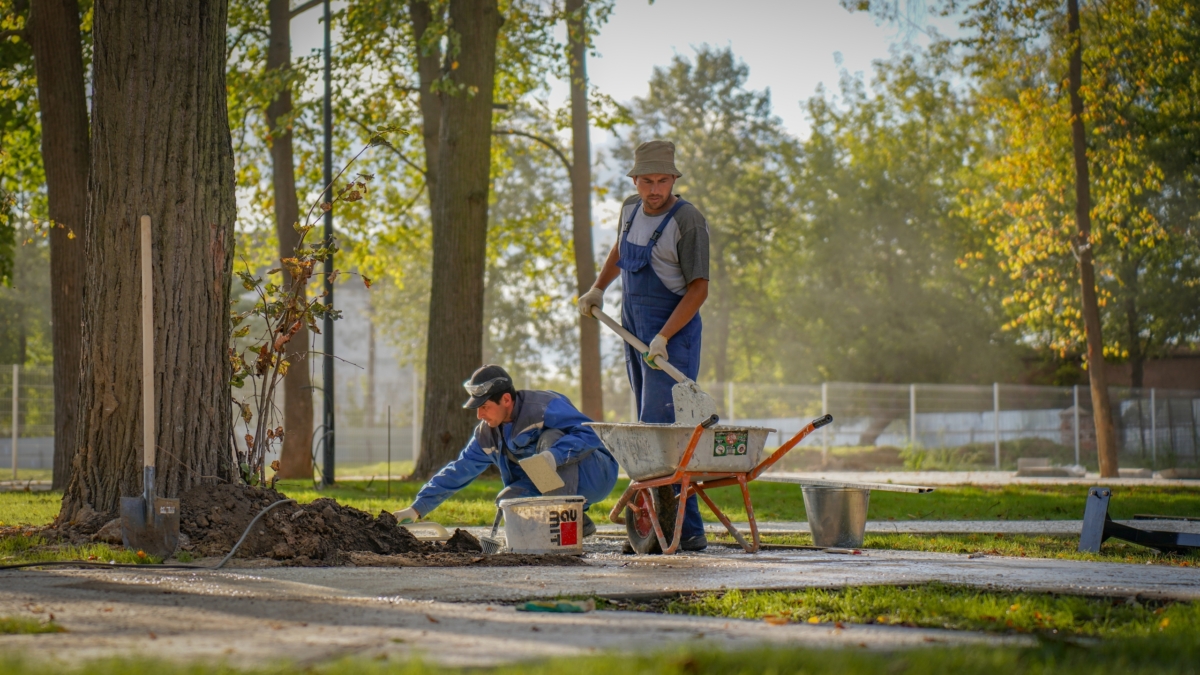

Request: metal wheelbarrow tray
left=587, top=414, right=833, bottom=554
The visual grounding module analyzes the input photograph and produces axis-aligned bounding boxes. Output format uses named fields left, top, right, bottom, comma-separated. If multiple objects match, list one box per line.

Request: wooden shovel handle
left=589, top=308, right=687, bottom=384
left=141, top=215, right=155, bottom=470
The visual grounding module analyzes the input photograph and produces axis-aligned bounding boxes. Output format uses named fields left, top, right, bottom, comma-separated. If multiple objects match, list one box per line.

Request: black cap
left=462, top=364, right=514, bottom=409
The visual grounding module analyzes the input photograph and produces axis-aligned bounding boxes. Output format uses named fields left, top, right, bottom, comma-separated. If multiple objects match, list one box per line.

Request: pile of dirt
left=180, top=483, right=479, bottom=564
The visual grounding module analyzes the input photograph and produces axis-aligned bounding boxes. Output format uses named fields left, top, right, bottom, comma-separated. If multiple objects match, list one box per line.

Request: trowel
left=120, top=215, right=180, bottom=559
left=589, top=308, right=719, bottom=425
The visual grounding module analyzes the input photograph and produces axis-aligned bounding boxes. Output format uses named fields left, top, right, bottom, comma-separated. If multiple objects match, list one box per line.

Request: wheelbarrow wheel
left=625, top=486, right=678, bottom=555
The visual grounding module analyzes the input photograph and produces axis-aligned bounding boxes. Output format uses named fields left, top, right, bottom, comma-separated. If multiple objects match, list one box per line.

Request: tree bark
left=414, top=0, right=503, bottom=480
left=266, top=0, right=314, bottom=479
left=62, top=0, right=237, bottom=520
left=1067, top=0, right=1119, bottom=477
left=27, top=0, right=89, bottom=491
left=409, top=0, right=443, bottom=210
left=566, top=0, right=602, bottom=421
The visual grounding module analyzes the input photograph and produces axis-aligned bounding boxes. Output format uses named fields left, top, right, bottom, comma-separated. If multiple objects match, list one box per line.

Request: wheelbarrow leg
left=696, top=485, right=755, bottom=553
left=608, top=483, right=637, bottom=525
left=739, top=475, right=760, bottom=553
left=646, top=487, right=673, bottom=553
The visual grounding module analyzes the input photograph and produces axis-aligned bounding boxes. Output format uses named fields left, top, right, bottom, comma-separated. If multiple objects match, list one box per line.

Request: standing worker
left=578, top=140, right=711, bottom=551
left=394, top=365, right=618, bottom=536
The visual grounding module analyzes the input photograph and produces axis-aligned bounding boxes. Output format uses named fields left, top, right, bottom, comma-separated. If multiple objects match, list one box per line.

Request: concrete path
left=762, top=471, right=1199, bottom=487
left=2, top=545, right=1196, bottom=667
left=587, top=518, right=1200, bottom=537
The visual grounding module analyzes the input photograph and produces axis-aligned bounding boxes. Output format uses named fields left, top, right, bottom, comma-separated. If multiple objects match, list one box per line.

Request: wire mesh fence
left=7, top=363, right=1199, bottom=481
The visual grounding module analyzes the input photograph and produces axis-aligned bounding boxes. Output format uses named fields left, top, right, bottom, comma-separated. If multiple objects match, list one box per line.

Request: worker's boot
left=680, top=534, right=708, bottom=551
left=582, top=513, right=596, bottom=538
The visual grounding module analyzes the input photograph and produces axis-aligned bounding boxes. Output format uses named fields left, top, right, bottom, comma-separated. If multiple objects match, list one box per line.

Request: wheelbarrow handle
left=748, top=414, right=835, bottom=481
left=589, top=308, right=689, bottom=385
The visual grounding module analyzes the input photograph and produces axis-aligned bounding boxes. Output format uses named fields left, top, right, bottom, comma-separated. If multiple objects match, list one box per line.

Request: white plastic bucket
left=499, top=495, right=586, bottom=555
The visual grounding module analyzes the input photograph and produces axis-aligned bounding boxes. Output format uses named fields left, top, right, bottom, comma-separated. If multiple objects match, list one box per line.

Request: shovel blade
left=672, top=381, right=719, bottom=426
left=120, top=496, right=180, bottom=559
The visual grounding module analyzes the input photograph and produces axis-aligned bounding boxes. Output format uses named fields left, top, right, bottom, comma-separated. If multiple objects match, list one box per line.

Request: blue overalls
left=619, top=198, right=705, bottom=541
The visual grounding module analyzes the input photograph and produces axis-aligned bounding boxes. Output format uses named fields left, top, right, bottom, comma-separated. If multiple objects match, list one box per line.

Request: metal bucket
left=499, top=495, right=586, bottom=555
left=802, top=487, right=870, bottom=548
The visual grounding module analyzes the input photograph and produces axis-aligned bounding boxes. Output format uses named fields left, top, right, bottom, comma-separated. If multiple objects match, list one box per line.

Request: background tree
left=413, top=0, right=504, bottom=479
left=62, top=0, right=237, bottom=520
left=26, top=0, right=89, bottom=489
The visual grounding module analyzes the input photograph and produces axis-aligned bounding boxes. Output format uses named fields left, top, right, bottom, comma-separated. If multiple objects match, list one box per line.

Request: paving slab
left=0, top=561, right=1033, bottom=668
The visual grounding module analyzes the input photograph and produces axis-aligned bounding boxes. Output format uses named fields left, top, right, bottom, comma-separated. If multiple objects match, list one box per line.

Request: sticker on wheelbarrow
left=714, top=430, right=748, bottom=457
left=549, top=508, right=579, bottom=546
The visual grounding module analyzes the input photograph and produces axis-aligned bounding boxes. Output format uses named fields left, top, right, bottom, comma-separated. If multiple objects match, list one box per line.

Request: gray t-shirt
left=619, top=195, right=710, bottom=295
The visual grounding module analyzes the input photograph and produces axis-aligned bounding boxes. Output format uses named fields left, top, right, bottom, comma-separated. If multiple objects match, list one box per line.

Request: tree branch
left=0, top=28, right=28, bottom=41
left=345, top=113, right=427, bottom=176
left=494, top=128, right=572, bottom=176
left=290, top=0, right=323, bottom=19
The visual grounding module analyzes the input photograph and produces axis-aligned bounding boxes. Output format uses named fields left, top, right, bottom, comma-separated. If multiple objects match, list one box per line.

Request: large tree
left=62, top=0, right=237, bottom=520
left=412, top=0, right=503, bottom=479
left=26, top=0, right=89, bottom=490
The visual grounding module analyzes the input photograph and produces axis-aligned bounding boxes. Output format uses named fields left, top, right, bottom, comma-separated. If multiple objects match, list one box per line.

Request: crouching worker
left=393, top=365, right=618, bottom=538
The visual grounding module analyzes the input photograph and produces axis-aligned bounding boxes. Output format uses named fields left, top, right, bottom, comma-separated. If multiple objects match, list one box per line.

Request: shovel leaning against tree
left=587, top=308, right=718, bottom=425
left=119, top=215, right=181, bottom=559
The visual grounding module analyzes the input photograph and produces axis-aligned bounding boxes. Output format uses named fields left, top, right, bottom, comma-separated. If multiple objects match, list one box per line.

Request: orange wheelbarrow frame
left=608, top=414, right=833, bottom=554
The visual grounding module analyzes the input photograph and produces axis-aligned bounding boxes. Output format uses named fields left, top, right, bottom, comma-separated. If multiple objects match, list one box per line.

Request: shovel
left=120, top=215, right=180, bottom=559
left=589, top=308, right=718, bottom=425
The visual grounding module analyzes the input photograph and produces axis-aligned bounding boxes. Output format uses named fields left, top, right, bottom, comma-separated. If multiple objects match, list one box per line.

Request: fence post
left=1151, top=387, right=1157, bottom=468
left=1073, top=384, right=1080, bottom=467
left=821, top=382, right=828, bottom=463
left=387, top=404, right=392, bottom=498
left=10, top=364, right=17, bottom=481
left=410, top=367, right=420, bottom=463
left=993, top=382, right=1000, bottom=469
left=909, top=384, right=916, bottom=448
left=726, top=381, right=735, bottom=424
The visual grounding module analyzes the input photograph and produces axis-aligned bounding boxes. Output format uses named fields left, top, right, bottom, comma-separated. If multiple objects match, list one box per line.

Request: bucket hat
left=627, top=140, right=682, bottom=177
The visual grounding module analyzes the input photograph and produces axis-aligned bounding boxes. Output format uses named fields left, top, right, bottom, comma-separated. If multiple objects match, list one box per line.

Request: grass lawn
left=1, top=636, right=1200, bottom=674
left=3, top=482, right=1198, bottom=530
left=633, top=583, right=1196, bottom=639
left=716, top=531, right=1199, bottom=566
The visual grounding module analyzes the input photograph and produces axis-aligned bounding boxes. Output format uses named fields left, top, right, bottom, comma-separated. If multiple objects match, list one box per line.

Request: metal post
left=1151, top=387, right=1157, bottom=467
left=10, top=364, right=17, bottom=480
left=725, top=381, right=734, bottom=424
left=387, top=404, right=391, bottom=498
left=411, top=367, right=420, bottom=464
left=321, top=0, right=336, bottom=487
left=909, top=384, right=917, bottom=447
left=1073, top=384, right=1080, bottom=467
left=821, top=382, right=829, bottom=463
left=993, top=382, right=1000, bottom=469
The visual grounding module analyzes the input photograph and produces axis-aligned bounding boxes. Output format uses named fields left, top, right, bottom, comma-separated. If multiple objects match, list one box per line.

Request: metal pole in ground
left=10, top=364, right=16, bottom=481
left=993, top=382, right=1000, bottom=469
left=1151, top=388, right=1157, bottom=468
left=387, top=404, right=391, bottom=499
left=821, top=382, right=828, bottom=463
left=411, top=366, right=420, bottom=464
left=1073, top=384, right=1080, bottom=467
left=909, top=384, right=917, bottom=448
left=320, top=0, right=336, bottom=488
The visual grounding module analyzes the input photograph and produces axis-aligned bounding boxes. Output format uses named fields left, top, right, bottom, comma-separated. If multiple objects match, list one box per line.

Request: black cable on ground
left=0, top=498, right=298, bottom=572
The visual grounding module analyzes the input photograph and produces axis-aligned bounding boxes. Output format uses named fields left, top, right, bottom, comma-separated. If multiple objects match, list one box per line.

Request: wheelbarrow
left=587, top=413, right=833, bottom=554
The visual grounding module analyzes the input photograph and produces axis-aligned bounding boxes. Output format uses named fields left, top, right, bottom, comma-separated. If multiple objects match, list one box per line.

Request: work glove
left=577, top=287, right=604, bottom=317
left=645, top=333, right=669, bottom=370
left=393, top=506, right=420, bottom=524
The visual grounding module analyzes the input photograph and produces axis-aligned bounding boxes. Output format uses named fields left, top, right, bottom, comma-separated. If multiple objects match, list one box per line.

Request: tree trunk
left=566, top=0, right=602, bottom=421
left=414, top=0, right=503, bottom=480
left=27, top=0, right=89, bottom=491
left=266, top=0, right=314, bottom=479
left=62, top=0, right=237, bottom=520
left=409, top=0, right=443, bottom=210
left=1067, top=0, right=1119, bottom=478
